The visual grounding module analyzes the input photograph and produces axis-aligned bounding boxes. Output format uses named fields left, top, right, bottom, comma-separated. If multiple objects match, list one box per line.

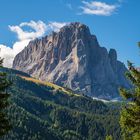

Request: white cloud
left=80, top=1, right=118, bottom=16
left=9, top=20, right=47, bottom=41
left=0, top=44, right=15, bottom=68
left=47, top=22, right=67, bottom=32
left=0, top=20, right=67, bottom=68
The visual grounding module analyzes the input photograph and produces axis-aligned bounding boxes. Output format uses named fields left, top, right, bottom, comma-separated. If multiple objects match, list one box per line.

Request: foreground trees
left=106, top=135, right=113, bottom=140
left=120, top=44, right=140, bottom=140
left=0, top=58, right=11, bottom=136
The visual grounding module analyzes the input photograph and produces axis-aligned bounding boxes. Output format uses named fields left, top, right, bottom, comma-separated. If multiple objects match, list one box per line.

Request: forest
left=0, top=67, right=122, bottom=140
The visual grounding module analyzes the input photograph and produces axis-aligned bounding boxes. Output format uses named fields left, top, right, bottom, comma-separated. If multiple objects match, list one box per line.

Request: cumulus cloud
left=47, top=22, right=67, bottom=32
left=0, top=20, right=67, bottom=68
left=80, top=1, right=119, bottom=16
left=0, top=40, right=31, bottom=68
left=9, top=20, right=47, bottom=41
left=0, top=44, right=15, bottom=68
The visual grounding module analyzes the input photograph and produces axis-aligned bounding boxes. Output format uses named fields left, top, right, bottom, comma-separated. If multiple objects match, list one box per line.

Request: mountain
left=13, top=22, right=131, bottom=99
left=1, top=68, right=122, bottom=140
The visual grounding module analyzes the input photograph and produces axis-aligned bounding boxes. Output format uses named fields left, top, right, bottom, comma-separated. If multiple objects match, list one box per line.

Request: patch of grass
left=19, top=76, right=81, bottom=97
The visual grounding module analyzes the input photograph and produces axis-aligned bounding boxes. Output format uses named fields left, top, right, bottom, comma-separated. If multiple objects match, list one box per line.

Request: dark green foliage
left=0, top=59, right=11, bottom=136
left=0, top=67, right=122, bottom=140
left=62, top=130, right=84, bottom=140
left=120, top=59, right=140, bottom=139
left=106, top=135, right=113, bottom=140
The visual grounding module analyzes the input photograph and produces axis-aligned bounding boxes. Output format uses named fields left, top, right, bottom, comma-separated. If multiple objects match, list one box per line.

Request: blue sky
left=0, top=0, right=139, bottom=67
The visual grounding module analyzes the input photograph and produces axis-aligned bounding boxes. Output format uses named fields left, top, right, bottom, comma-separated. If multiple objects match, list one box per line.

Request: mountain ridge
left=13, top=22, right=131, bottom=99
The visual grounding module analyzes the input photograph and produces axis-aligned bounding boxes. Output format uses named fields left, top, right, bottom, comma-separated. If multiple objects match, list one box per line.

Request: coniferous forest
left=0, top=67, right=122, bottom=140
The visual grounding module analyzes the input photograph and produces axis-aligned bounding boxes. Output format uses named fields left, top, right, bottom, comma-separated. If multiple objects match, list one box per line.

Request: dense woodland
left=0, top=68, right=122, bottom=140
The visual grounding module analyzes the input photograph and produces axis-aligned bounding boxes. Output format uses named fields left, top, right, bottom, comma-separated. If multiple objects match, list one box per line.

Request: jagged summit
left=61, top=22, right=90, bottom=31
left=13, top=22, right=131, bottom=99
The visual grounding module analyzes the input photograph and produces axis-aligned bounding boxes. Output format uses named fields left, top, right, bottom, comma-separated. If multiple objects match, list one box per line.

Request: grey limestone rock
left=13, top=22, right=131, bottom=99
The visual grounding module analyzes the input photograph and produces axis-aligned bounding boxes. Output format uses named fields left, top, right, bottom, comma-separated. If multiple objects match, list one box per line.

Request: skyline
left=0, top=0, right=139, bottom=67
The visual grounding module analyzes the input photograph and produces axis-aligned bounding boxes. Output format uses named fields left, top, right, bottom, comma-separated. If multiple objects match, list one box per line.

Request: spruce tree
left=105, top=135, right=113, bottom=140
left=120, top=44, right=140, bottom=140
left=0, top=58, right=11, bottom=136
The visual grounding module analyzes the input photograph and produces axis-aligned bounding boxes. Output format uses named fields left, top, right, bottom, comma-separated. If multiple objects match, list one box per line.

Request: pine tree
left=105, top=135, right=113, bottom=140
left=0, top=58, right=11, bottom=136
left=120, top=44, right=140, bottom=140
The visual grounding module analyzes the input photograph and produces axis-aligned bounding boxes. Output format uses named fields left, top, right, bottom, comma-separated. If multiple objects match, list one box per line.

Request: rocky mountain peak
left=13, top=22, right=131, bottom=99
left=109, top=49, right=117, bottom=61
left=60, top=22, right=90, bottom=33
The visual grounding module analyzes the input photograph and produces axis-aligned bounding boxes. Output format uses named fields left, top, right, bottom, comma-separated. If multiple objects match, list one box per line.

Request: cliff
left=13, top=22, right=130, bottom=99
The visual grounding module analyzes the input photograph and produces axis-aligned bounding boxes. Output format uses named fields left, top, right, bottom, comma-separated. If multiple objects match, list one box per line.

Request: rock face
left=13, top=22, right=131, bottom=99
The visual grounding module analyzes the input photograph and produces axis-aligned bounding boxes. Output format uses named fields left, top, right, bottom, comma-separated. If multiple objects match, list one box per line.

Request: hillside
left=1, top=68, right=122, bottom=140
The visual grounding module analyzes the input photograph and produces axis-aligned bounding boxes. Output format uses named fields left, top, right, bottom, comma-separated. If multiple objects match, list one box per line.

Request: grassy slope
left=0, top=68, right=122, bottom=140
left=20, top=76, right=81, bottom=97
